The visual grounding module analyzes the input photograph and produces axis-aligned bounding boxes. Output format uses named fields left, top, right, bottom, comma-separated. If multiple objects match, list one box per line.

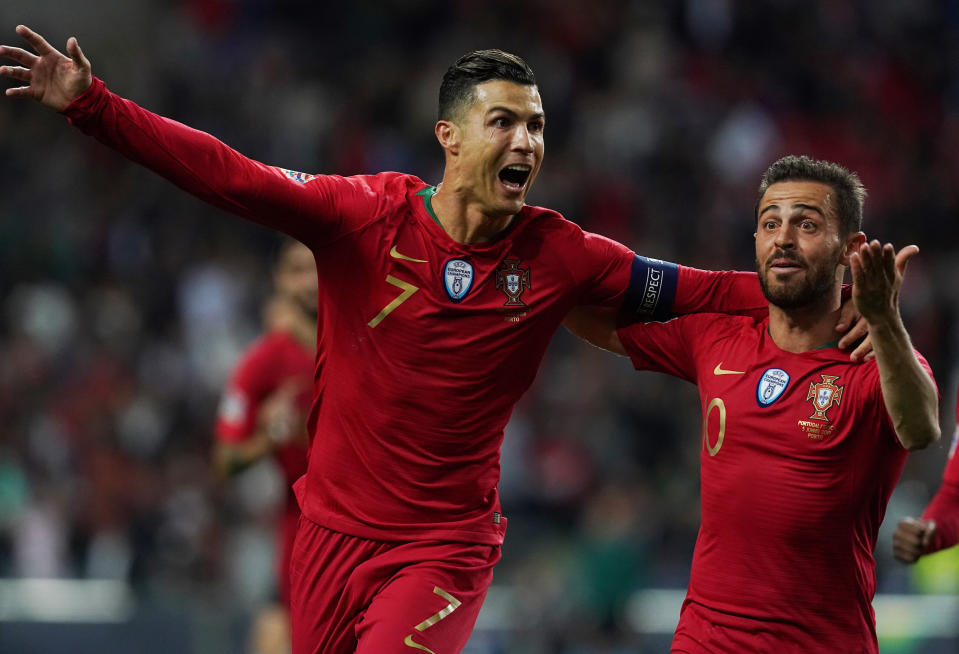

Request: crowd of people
left=1, top=1, right=958, bottom=652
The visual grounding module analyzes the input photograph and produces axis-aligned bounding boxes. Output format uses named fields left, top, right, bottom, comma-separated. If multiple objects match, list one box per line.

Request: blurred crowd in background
left=1, top=0, right=958, bottom=652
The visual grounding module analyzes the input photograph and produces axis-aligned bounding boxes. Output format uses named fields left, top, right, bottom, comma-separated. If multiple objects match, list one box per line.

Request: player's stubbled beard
left=756, top=244, right=843, bottom=310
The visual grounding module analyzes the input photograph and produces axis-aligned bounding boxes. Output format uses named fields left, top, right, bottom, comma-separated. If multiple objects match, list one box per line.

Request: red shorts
left=289, top=517, right=500, bottom=654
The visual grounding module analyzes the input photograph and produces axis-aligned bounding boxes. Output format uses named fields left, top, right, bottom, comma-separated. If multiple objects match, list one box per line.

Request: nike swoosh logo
left=713, top=363, right=745, bottom=376
left=390, top=245, right=428, bottom=263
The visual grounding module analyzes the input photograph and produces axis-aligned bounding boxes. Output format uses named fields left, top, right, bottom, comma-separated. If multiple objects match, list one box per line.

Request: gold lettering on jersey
left=702, top=397, right=726, bottom=456
left=797, top=419, right=836, bottom=441
left=805, top=374, right=844, bottom=421
left=403, top=586, right=463, bottom=653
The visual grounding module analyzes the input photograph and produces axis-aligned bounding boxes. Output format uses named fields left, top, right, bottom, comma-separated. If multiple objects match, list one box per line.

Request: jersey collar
left=414, top=185, right=524, bottom=248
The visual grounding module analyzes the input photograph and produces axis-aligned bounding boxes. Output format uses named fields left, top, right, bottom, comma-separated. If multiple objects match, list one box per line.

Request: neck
left=767, top=286, right=842, bottom=353
left=430, top=180, right=515, bottom=244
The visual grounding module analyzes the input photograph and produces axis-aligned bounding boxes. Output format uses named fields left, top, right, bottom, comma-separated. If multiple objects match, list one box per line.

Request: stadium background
left=1, top=0, right=958, bottom=652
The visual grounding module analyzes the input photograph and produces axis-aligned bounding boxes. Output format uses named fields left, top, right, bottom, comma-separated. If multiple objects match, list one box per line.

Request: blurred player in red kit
left=893, top=387, right=959, bottom=563
left=567, top=156, right=940, bottom=652
left=2, top=27, right=876, bottom=653
left=213, top=238, right=317, bottom=653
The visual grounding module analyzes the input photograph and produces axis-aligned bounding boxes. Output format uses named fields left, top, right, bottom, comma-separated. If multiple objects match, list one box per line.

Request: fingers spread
left=882, top=243, right=896, bottom=278
left=0, top=64, right=30, bottom=81
left=4, top=86, right=33, bottom=98
left=895, top=244, right=919, bottom=276
left=0, top=45, right=39, bottom=67
left=16, top=25, right=57, bottom=55
left=66, top=36, right=90, bottom=70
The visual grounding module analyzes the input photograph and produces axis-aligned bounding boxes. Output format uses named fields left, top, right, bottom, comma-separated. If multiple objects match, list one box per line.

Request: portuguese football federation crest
left=495, top=259, right=531, bottom=306
left=805, top=374, right=844, bottom=421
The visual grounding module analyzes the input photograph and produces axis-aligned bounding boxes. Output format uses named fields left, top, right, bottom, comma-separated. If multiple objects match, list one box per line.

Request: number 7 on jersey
left=368, top=275, right=419, bottom=328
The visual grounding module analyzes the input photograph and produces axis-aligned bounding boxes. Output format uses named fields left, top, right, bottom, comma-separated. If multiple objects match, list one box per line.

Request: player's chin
left=497, top=186, right=529, bottom=211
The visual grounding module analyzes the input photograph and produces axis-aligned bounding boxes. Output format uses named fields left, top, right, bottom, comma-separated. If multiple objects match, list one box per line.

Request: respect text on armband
left=641, top=267, right=663, bottom=315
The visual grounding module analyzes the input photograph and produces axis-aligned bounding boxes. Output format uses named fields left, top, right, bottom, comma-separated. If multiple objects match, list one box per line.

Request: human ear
left=840, top=231, right=867, bottom=265
left=435, top=120, right=460, bottom=155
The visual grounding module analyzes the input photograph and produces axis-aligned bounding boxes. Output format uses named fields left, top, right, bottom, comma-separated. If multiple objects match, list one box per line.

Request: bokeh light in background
left=0, top=1, right=957, bottom=652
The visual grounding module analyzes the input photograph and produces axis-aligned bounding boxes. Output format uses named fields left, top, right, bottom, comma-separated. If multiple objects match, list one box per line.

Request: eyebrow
left=759, top=202, right=825, bottom=218
left=487, top=106, right=545, bottom=121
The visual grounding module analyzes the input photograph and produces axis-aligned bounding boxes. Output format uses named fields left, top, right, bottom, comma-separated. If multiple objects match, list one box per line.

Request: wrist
left=864, top=310, right=902, bottom=333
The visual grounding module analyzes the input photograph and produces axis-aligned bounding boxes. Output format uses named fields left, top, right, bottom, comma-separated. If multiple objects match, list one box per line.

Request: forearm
left=870, top=316, right=940, bottom=450
left=921, top=479, right=959, bottom=553
left=563, top=306, right=626, bottom=355
left=62, top=77, right=319, bottom=240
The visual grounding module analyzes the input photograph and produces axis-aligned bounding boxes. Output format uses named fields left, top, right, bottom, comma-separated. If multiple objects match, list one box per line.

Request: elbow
left=899, top=422, right=941, bottom=451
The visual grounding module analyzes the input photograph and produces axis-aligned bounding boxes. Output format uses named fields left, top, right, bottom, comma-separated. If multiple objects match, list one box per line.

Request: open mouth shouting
left=498, top=164, right=532, bottom=193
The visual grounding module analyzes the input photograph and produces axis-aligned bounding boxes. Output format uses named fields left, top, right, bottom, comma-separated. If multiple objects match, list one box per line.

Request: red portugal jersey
left=63, top=78, right=767, bottom=545
left=922, top=387, right=959, bottom=553
left=215, top=330, right=313, bottom=509
left=619, top=313, right=935, bottom=653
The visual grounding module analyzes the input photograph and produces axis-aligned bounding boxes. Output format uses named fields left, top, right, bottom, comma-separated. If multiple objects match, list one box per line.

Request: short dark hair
left=438, top=49, right=537, bottom=122
left=756, top=155, right=866, bottom=235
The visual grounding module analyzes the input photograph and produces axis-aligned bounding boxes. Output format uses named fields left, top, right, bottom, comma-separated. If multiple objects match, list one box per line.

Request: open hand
left=850, top=240, right=916, bottom=323
left=0, top=25, right=91, bottom=111
left=838, top=242, right=918, bottom=361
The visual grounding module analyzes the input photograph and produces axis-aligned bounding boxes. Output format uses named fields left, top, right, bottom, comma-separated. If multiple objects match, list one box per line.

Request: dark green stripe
left=416, top=186, right=442, bottom=227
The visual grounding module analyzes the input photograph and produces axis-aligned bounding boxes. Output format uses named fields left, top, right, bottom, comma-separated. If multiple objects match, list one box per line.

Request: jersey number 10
left=703, top=397, right=726, bottom=456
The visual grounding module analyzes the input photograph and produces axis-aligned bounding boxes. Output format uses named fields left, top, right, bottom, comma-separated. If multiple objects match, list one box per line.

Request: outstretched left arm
left=851, top=241, right=939, bottom=450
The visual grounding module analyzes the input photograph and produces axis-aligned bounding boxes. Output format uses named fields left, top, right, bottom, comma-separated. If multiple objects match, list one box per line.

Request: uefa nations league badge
left=757, top=368, right=790, bottom=406
left=444, top=259, right=474, bottom=302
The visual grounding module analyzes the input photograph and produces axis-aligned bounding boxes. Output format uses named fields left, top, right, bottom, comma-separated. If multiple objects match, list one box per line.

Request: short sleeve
left=617, top=314, right=709, bottom=383
left=673, top=267, right=767, bottom=317
left=567, top=229, right=635, bottom=308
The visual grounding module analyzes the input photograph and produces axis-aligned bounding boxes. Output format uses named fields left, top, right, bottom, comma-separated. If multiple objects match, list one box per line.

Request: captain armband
left=622, top=255, right=679, bottom=321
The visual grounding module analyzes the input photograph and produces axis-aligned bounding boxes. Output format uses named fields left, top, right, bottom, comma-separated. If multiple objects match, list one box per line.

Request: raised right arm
left=1, top=26, right=338, bottom=243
